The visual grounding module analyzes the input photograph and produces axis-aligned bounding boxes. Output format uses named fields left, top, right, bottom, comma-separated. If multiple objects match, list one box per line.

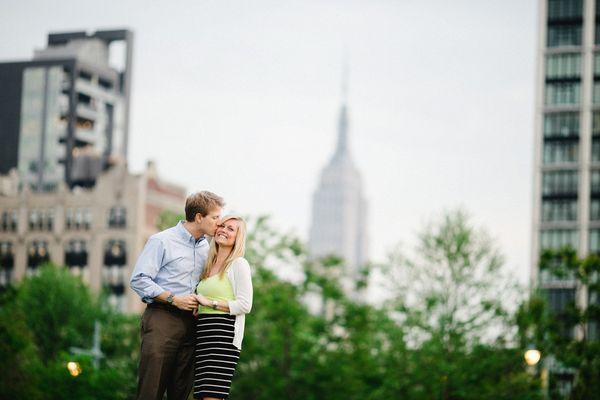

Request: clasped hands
left=171, top=293, right=211, bottom=313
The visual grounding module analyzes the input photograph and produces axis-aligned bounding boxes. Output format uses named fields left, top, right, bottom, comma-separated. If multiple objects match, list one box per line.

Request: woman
left=193, top=215, right=253, bottom=400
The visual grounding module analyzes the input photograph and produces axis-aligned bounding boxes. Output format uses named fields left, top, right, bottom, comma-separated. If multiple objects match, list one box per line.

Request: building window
left=544, top=112, right=579, bottom=138
left=65, top=240, right=89, bottom=281
left=592, top=112, right=600, bottom=162
left=542, top=199, right=577, bottom=222
left=596, top=0, right=600, bottom=44
left=29, top=210, right=41, bottom=230
left=108, top=207, right=127, bottom=228
left=593, top=82, right=600, bottom=104
left=0, top=210, right=18, bottom=232
left=545, top=82, right=581, bottom=105
left=590, top=229, right=600, bottom=254
left=98, top=78, right=113, bottom=91
left=548, top=25, right=582, bottom=47
left=543, top=141, right=578, bottom=164
left=78, top=70, right=92, bottom=81
left=540, top=229, right=578, bottom=250
left=545, top=288, right=576, bottom=340
left=590, top=199, right=600, bottom=220
left=547, top=288, right=576, bottom=312
left=539, top=266, right=577, bottom=286
left=549, top=372, right=575, bottom=398
left=592, top=170, right=600, bottom=196
left=593, top=54, right=600, bottom=102
left=27, top=240, right=50, bottom=275
left=65, top=208, right=92, bottom=230
left=542, top=170, right=578, bottom=197
left=104, top=240, right=126, bottom=266
left=103, top=239, right=127, bottom=312
left=546, top=53, right=581, bottom=79
left=28, top=209, right=53, bottom=231
left=0, top=242, right=15, bottom=290
left=548, top=0, right=583, bottom=20
left=593, top=140, right=600, bottom=163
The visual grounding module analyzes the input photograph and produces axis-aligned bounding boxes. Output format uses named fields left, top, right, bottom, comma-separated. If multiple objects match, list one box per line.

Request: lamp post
left=67, top=320, right=104, bottom=376
left=524, top=346, right=548, bottom=398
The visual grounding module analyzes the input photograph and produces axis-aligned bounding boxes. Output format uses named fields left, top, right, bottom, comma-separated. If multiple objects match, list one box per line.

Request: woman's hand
left=194, top=294, right=210, bottom=307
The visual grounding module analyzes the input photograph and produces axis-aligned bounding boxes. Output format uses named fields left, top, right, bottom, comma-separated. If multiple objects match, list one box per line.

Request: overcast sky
left=1, top=0, right=537, bottom=284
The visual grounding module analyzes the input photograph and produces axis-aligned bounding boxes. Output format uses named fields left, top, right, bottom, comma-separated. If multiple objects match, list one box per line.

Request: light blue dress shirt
left=130, top=221, right=209, bottom=303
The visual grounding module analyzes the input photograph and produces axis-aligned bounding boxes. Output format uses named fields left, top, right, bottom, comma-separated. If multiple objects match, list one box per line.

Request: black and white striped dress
left=193, top=314, right=240, bottom=399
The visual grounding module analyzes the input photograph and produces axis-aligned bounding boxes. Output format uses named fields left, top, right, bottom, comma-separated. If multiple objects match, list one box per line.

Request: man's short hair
left=185, top=191, right=225, bottom=221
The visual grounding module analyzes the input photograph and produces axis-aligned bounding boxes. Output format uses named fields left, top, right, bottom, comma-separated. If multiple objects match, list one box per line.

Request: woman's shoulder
left=232, top=257, right=249, bottom=267
left=229, top=257, right=250, bottom=272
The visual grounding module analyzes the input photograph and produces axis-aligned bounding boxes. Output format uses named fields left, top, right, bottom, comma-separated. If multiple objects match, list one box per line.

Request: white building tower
left=308, top=71, right=368, bottom=282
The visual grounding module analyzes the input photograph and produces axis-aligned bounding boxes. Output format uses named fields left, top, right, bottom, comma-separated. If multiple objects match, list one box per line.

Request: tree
left=380, top=209, right=537, bottom=399
left=0, top=264, right=139, bottom=400
left=156, top=210, right=184, bottom=231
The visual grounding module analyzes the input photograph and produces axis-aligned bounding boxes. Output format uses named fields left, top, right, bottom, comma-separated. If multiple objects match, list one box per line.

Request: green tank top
left=196, top=273, right=235, bottom=314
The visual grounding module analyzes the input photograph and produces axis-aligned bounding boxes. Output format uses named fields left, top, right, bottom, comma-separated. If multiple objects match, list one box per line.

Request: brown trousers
left=136, top=304, right=196, bottom=400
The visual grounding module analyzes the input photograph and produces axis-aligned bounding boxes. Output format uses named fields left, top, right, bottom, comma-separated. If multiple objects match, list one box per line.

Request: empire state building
left=308, top=77, right=368, bottom=279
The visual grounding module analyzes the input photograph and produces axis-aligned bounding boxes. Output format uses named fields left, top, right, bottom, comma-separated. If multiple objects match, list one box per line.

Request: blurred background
left=0, top=1, right=598, bottom=399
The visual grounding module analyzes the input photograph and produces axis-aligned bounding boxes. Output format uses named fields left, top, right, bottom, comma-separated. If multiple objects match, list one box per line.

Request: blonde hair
left=201, top=215, right=247, bottom=280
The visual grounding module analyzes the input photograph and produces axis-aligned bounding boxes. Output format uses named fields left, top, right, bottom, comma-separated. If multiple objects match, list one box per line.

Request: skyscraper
left=308, top=72, right=368, bottom=282
left=532, top=0, right=600, bottom=393
left=0, top=29, right=133, bottom=190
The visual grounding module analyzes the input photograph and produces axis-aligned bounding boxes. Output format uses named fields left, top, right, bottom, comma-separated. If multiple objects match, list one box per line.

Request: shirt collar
left=176, top=220, right=205, bottom=243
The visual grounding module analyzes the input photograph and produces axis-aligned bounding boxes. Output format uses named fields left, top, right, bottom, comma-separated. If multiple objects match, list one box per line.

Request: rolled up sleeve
left=228, top=258, right=253, bottom=315
left=130, top=238, right=166, bottom=303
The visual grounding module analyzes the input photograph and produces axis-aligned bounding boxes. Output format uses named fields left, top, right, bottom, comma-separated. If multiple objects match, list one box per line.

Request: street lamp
left=524, top=346, right=548, bottom=397
left=66, top=361, right=82, bottom=377
left=525, top=348, right=541, bottom=366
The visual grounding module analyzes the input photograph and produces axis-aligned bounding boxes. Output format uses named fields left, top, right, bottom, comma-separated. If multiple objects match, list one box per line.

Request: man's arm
left=155, top=291, right=199, bottom=311
left=130, top=238, right=167, bottom=303
left=129, top=238, right=199, bottom=310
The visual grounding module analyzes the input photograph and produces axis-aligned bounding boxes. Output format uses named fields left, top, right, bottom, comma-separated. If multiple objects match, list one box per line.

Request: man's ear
left=194, top=213, right=203, bottom=224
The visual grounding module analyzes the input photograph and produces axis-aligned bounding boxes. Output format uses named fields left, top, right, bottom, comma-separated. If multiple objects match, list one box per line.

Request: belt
left=147, top=302, right=195, bottom=317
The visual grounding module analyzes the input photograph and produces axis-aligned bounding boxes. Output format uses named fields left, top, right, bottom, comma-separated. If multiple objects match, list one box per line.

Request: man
left=130, top=191, right=225, bottom=400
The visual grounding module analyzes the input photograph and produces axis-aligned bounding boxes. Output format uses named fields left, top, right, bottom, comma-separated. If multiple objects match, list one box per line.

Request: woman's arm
left=227, top=258, right=253, bottom=315
left=196, top=294, right=231, bottom=313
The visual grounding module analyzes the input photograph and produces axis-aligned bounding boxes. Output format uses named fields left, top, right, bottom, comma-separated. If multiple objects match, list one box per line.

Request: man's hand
left=172, top=294, right=199, bottom=311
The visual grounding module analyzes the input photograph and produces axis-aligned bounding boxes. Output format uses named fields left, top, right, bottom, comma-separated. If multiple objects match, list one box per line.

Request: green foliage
left=0, top=212, right=545, bottom=400
left=518, top=248, right=600, bottom=399
left=14, top=264, right=98, bottom=362
left=230, top=213, right=539, bottom=400
left=156, top=209, right=184, bottom=231
left=0, top=265, right=138, bottom=400
left=383, top=210, right=518, bottom=347
left=0, top=287, right=43, bottom=399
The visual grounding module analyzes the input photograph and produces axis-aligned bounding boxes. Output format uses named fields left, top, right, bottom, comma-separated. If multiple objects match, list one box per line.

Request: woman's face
left=214, top=219, right=239, bottom=248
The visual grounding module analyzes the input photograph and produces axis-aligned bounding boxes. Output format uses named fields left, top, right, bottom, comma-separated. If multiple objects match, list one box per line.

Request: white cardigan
left=225, top=257, right=253, bottom=349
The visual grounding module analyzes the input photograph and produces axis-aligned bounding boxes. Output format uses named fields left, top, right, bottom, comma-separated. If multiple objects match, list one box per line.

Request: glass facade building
left=533, top=0, right=600, bottom=394
left=0, top=30, right=133, bottom=191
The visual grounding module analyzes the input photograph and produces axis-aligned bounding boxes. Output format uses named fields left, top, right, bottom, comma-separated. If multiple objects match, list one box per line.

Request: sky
left=0, top=0, right=537, bottom=284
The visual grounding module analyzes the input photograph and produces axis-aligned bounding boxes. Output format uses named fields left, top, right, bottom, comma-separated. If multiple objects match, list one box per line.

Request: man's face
left=197, top=207, right=222, bottom=236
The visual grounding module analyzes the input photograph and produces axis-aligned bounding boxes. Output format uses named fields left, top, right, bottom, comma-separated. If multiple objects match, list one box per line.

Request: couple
left=130, top=191, right=253, bottom=400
